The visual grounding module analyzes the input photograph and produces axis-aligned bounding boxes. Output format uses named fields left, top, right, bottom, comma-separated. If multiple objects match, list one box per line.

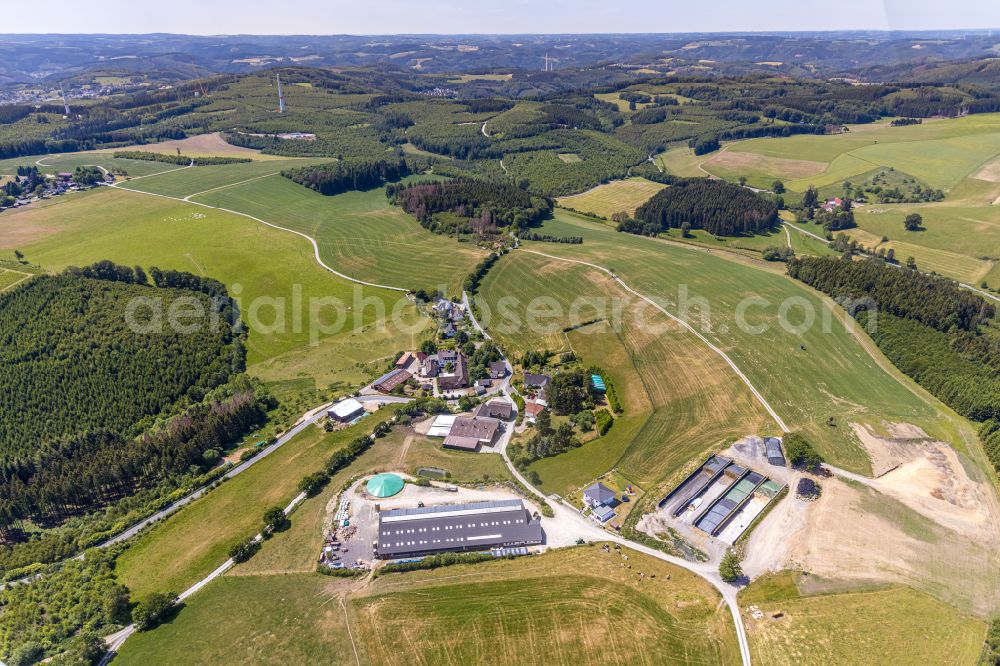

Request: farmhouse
left=437, top=352, right=469, bottom=391
left=584, top=482, right=616, bottom=509
left=449, top=416, right=502, bottom=445
left=524, top=373, right=551, bottom=389
left=327, top=398, right=365, bottom=423
left=591, top=504, right=616, bottom=524
left=375, top=499, right=543, bottom=558
left=420, top=357, right=439, bottom=378
left=822, top=197, right=843, bottom=212
left=372, top=368, right=411, bottom=393
left=395, top=351, right=414, bottom=369
left=524, top=401, right=545, bottom=422
left=475, top=399, right=513, bottom=420
left=442, top=435, right=482, bottom=452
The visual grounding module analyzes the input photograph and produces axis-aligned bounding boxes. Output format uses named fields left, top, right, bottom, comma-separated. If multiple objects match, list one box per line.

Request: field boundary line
left=118, top=163, right=194, bottom=181
left=108, top=182, right=409, bottom=292
left=522, top=248, right=789, bottom=432
left=341, top=596, right=362, bottom=666
left=183, top=171, right=281, bottom=201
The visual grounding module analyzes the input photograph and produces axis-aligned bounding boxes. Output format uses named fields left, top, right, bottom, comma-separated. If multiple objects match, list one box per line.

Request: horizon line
left=2, top=28, right=999, bottom=38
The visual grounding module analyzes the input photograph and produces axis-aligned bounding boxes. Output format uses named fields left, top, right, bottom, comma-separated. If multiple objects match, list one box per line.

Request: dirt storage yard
left=742, top=422, right=1000, bottom=616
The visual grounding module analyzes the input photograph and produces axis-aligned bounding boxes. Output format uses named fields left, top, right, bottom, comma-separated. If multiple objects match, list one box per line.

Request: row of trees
left=112, top=150, right=251, bottom=166
left=463, top=251, right=504, bottom=295
left=628, top=178, right=779, bottom=237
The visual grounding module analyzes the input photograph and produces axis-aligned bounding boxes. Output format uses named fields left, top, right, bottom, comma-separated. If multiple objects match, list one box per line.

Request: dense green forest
left=282, top=157, right=413, bottom=195
left=0, top=266, right=242, bottom=462
left=859, top=312, right=1000, bottom=425
left=625, top=178, right=778, bottom=236
left=0, top=384, right=266, bottom=534
left=387, top=178, right=552, bottom=235
left=786, top=256, right=993, bottom=332
left=0, top=264, right=264, bottom=539
left=789, top=257, right=1000, bottom=470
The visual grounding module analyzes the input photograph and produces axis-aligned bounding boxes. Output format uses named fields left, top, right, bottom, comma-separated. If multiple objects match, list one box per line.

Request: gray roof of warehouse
left=377, top=499, right=542, bottom=557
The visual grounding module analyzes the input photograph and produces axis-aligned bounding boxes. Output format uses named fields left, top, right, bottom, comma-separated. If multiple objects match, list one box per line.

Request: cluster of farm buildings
left=657, top=438, right=787, bottom=546
left=1, top=169, right=113, bottom=211
left=320, top=289, right=798, bottom=568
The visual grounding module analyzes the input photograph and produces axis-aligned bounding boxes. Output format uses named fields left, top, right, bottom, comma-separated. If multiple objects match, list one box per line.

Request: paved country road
left=493, top=365, right=754, bottom=666
left=100, top=394, right=410, bottom=547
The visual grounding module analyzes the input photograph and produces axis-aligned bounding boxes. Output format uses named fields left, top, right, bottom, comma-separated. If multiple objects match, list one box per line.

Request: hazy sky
left=4, top=0, right=1000, bottom=34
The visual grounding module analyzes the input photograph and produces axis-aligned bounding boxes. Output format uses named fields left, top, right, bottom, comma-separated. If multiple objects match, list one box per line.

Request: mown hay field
left=477, top=252, right=772, bottom=493
left=739, top=572, right=986, bottom=666
left=190, top=174, right=485, bottom=295
left=115, top=573, right=357, bottom=665
left=353, top=545, right=739, bottom=666
left=556, top=177, right=666, bottom=218
left=513, top=210, right=979, bottom=475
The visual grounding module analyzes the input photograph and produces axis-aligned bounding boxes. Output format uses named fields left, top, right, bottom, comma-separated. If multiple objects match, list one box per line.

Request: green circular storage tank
left=366, top=473, right=405, bottom=498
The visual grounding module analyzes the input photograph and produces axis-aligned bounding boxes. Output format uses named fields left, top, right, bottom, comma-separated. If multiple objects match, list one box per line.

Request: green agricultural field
left=556, top=177, right=666, bottom=218
left=118, top=158, right=321, bottom=199
left=119, top=545, right=738, bottom=665
left=843, top=225, right=994, bottom=285
left=189, top=174, right=486, bottom=294
left=0, top=186, right=428, bottom=386
left=689, top=225, right=838, bottom=259
left=528, top=321, right=654, bottom=494
left=511, top=210, right=979, bottom=475
left=657, top=144, right=713, bottom=178
left=352, top=545, right=739, bottom=666
left=739, top=572, right=987, bottom=666
left=594, top=92, right=656, bottom=113
left=478, top=252, right=772, bottom=493
left=114, top=574, right=356, bottom=665
left=709, top=114, right=1000, bottom=193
